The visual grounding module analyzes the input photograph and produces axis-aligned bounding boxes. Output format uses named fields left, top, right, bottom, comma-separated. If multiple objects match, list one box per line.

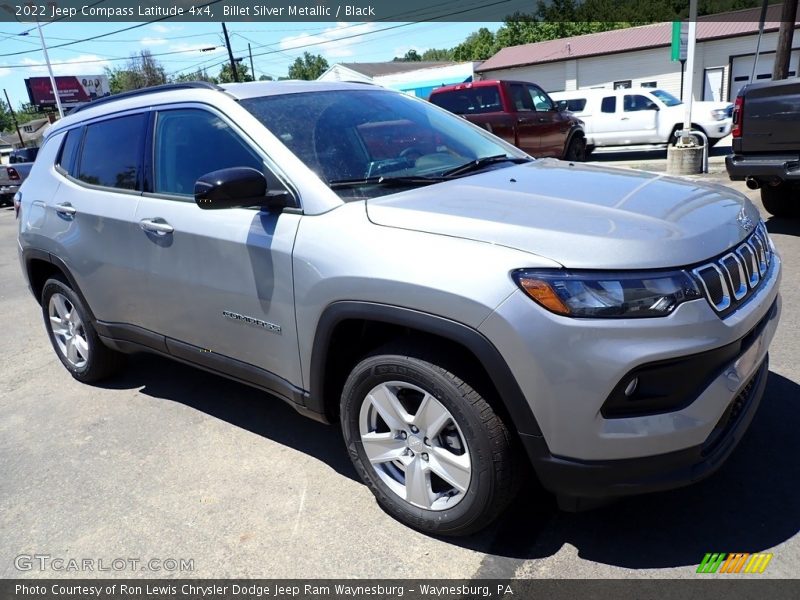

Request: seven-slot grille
left=692, top=222, right=773, bottom=314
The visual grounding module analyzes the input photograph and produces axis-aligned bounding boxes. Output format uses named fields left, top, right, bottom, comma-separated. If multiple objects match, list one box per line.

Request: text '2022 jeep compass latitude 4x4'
left=17, top=81, right=781, bottom=536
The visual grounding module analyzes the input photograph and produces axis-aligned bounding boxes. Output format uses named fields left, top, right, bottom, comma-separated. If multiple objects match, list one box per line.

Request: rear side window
left=601, top=96, right=617, bottom=113
left=564, top=98, right=587, bottom=112
left=429, top=86, right=502, bottom=115
left=57, top=128, right=82, bottom=177
left=153, top=109, right=263, bottom=197
left=78, top=114, right=146, bottom=190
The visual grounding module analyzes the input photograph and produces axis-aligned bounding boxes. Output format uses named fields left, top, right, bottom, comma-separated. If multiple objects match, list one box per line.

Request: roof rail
left=69, top=82, right=223, bottom=115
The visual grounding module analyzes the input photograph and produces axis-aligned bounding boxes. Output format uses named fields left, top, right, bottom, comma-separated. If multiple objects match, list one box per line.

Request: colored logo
left=697, top=552, right=773, bottom=574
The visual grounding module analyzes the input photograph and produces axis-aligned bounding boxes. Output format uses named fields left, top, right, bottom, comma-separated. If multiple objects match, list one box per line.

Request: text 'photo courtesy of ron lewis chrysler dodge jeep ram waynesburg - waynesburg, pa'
left=13, top=77, right=782, bottom=536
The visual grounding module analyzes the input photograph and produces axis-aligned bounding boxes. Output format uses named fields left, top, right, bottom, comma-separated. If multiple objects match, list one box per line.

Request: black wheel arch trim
left=22, top=248, right=98, bottom=323
left=308, top=301, right=545, bottom=439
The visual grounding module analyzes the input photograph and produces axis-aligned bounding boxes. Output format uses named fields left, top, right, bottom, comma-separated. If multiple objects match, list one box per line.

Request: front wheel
left=340, top=349, right=519, bottom=536
left=564, top=135, right=587, bottom=162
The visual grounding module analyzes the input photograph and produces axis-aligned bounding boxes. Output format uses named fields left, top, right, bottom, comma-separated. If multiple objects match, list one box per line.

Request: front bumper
left=524, top=301, right=774, bottom=501
left=726, top=153, right=800, bottom=182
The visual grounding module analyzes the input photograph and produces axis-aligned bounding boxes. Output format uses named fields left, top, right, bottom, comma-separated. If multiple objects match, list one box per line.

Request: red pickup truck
left=429, top=80, right=587, bottom=161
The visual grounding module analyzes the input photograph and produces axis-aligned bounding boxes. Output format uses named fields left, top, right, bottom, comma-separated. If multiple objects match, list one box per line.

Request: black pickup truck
left=726, top=78, right=800, bottom=217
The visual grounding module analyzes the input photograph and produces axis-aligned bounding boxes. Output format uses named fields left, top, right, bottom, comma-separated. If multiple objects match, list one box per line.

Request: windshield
left=240, top=89, right=526, bottom=199
left=650, top=89, right=682, bottom=107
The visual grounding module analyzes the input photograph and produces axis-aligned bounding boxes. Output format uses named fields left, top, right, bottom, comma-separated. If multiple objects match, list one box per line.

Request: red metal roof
left=477, top=4, right=799, bottom=73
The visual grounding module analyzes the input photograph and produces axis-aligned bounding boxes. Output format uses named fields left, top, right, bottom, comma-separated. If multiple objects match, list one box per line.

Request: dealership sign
left=25, top=75, right=110, bottom=108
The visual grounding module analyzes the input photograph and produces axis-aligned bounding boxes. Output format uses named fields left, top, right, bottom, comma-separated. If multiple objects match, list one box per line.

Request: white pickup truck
left=549, top=88, right=732, bottom=152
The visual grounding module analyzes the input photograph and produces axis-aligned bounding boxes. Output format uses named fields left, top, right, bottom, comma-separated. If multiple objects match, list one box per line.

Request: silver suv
left=16, top=81, right=781, bottom=536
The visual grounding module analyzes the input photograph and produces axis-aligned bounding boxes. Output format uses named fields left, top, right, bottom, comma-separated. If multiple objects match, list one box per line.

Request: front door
left=128, top=107, right=302, bottom=386
left=527, top=84, right=566, bottom=157
left=619, top=94, right=659, bottom=144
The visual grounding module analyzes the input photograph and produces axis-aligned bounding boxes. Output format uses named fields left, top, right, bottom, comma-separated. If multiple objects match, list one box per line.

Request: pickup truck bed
left=0, top=163, right=32, bottom=204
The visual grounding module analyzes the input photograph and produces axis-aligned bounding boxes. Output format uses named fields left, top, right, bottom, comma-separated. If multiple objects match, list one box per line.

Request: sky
left=0, top=20, right=496, bottom=110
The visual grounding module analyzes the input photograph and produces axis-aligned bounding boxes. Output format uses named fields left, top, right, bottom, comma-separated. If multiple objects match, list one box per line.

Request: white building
left=318, top=61, right=479, bottom=98
left=476, top=5, right=800, bottom=102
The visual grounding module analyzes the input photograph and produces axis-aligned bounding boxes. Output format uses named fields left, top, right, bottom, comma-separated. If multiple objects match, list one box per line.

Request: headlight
left=512, top=269, right=703, bottom=318
left=711, top=108, right=729, bottom=121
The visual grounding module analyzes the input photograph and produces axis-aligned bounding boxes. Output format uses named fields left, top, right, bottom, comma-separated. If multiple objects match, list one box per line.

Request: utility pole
left=221, top=22, right=239, bottom=82
left=772, top=0, right=799, bottom=80
left=248, top=43, right=255, bottom=81
left=3, top=89, right=25, bottom=147
left=36, top=20, right=64, bottom=118
left=681, top=0, right=698, bottom=143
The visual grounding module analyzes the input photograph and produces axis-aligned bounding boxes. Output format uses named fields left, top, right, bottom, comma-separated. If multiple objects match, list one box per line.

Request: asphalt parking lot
left=1, top=157, right=798, bottom=580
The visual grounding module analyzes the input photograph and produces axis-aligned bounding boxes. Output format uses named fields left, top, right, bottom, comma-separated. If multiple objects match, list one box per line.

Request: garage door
left=730, top=50, right=799, bottom=100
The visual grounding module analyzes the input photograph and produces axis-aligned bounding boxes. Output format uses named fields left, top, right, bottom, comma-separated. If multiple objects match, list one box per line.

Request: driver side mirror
left=194, top=167, right=290, bottom=211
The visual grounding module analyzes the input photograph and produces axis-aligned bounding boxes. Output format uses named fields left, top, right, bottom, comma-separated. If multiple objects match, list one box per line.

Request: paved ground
left=1, top=156, right=798, bottom=580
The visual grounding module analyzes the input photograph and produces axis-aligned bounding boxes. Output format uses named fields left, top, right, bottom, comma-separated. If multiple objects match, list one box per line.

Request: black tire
left=669, top=125, right=706, bottom=147
left=761, top=184, right=799, bottom=218
left=340, top=347, right=520, bottom=536
left=564, top=134, right=587, bottom=162
left=41, top=277, right=125, bottom=383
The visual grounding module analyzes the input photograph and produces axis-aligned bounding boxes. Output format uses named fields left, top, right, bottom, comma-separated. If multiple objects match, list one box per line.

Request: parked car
left=549, top=88, right=733, bottom=152
left=726, top=78, right=800, bottom=218
left=0, top=163, right=32, bottom=205
left=17, top=81, right=780, bottom=536
left=9, top=147, right=39, bottom=164
left=428, top=79, right=587, bottom=161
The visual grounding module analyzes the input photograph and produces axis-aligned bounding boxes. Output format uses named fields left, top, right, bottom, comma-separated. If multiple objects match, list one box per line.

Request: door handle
left=139, top=218, right=174, bottom=235
left=621, top=117, right=630, bottom=121
left=54, top=203, right=76, bottom=217
left=538, top=117, right=547, bottom=123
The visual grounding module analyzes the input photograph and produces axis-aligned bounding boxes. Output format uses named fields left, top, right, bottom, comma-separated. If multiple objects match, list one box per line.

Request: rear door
left=47, top=113, right=146, bottom=322
left=429, top=85, right=516, bottom=146
left=129, top=106, right=302, bottom=386
left=591, top=95, right=621, bottom=146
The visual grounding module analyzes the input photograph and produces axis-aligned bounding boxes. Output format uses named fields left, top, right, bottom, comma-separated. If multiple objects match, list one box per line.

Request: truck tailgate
left=737, top=80, right=800, bottom=154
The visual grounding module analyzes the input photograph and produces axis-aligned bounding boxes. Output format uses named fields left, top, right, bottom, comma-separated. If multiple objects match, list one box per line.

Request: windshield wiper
left=442, top=155, right=532, bottom=178
left=328, top=175, right=444, bottom=190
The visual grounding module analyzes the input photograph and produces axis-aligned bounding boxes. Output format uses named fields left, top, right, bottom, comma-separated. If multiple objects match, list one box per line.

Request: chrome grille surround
left=691, top=222, right=773, bottom=315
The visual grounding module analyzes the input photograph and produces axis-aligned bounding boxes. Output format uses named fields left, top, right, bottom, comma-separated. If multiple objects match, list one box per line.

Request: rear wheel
left=669, top=125, right=705, bottom=146
left=761, top=184, right=799, bottom=218
left=41, top=277, right=125, bottom=383
left=340, top=348, right=520, bottom=536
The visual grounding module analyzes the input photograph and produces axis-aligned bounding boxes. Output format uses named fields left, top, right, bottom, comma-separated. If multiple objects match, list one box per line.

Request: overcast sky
left=0, top=20, right=494, bottom=109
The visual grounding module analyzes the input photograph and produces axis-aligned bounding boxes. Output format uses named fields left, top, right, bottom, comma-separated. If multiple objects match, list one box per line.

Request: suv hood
left=366, top=160, right=758, bottom=270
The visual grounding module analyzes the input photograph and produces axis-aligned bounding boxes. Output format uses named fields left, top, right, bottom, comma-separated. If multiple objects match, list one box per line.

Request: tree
left=106, top=50, right=167, bottom=93
left=393, top=49, right=422, bottom=62
left=452, top=28, right=497, bottom=61
left=173, top=68, right=218, bottom=84
left=421, top=48, right=455, bottom=61
left=287, top=52, right=329, bottom=80
left=258, top=75, right=273, bottom=81
left=0, top=99, right=14, bottom=133
left=217, top=61, right=254, bottom=83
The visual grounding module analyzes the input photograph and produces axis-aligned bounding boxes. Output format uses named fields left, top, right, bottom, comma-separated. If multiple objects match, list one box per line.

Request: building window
left=22, top=125, right=34, bottom=133
left=641, top=81, right=657, bottom=88
left=614, top=80, right=632, bottom=89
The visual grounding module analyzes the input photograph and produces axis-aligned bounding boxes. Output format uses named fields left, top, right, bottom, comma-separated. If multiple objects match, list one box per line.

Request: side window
left=601, top=96, right=617, bottom=113
left=78, top=113, right=145, bottom=190
left=509, top=84, right=534, bottom=111
left=623, top=94, right=657, bottom=112
left=565, top=98, right=587, bottom=112
left=153, top=109, right=263, bottom=197
left=57, top=127, right=82, bottom=177
left=527, top=86, right=554, bottom=111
